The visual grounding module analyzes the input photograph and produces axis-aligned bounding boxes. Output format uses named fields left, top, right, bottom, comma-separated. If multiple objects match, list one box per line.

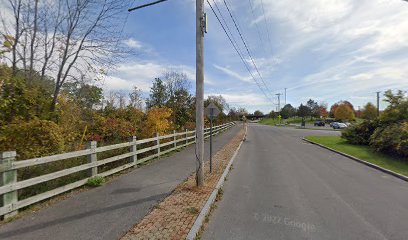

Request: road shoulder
left=121, top=125, right=246, bottom=240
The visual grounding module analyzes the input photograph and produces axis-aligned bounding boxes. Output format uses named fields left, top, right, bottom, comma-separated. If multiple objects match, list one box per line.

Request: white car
left=332, top=122, right=347, bottom=129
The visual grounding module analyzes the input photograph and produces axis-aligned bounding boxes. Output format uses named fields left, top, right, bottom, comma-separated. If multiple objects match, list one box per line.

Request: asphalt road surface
left=203, top=124, right=408, bottom=240
left=0, top=124, right=241, bottom=240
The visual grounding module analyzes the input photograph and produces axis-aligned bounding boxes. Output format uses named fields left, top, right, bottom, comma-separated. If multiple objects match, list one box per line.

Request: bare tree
left=1, top=0, right=130, bottom=111
left=27, top=0, right=39, bottom=81
left=38, top=0, right=62, bottom=81
left=129, top=86, right=144, bottom=110
left=50, top=0, right=128, bottom=111
left=163, top=70, right=190, bottom=99
left=4, top=0, right=24, bottom=76
left=106, top=90, right=118, bottom=109
left=118, top=91, right=126, bottom=109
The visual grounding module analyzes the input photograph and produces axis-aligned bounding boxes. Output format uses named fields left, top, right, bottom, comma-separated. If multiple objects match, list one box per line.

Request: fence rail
left=0, top=122, right=236, bottom=219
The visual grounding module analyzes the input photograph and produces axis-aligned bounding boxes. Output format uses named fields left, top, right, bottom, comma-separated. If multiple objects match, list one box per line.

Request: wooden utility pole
left=284, top=88, right=287, bottom=106
left=196, top=0, right=205, bottom=186
left=127, top=0, right=205, bottom=186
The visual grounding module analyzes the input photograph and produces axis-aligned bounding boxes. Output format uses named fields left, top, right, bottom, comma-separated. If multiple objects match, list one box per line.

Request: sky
left=3, top=0, right=407, bottom=113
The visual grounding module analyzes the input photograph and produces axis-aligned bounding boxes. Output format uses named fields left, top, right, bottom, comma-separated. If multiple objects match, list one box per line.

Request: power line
left=207, top=0, right=272, bottom=102
left=248, top=0, right=265, bottom=50
left=128, top=0, right=169, bottom=12
left=211, top=0, right=242, bottom=56
left=222, top=0, right=272, bottom=97
left=259, top=0, right=273, bottom=50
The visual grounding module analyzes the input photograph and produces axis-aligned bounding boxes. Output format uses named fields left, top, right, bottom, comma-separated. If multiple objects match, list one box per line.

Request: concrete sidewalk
left=0, top=124, right=242, bottom=240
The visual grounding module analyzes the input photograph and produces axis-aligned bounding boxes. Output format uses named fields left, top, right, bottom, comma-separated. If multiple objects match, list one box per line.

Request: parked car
left=332, top=122, right=347, bottom=129
left=314, top=120, right=325, bottom=126
left=329, top=122, right=338, bottom=127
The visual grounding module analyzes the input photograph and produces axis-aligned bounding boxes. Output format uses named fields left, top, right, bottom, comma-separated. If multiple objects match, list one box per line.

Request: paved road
left=203, top=124, right=408, bottom=240
left=0, top=124, right=241, bottom=240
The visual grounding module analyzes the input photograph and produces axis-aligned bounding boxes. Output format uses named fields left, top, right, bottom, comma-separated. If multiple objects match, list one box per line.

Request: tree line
left=254, top=98, right=379, bottom=122
left=342, top=90, right=408, bottom=158
left=0, top=64, right=239, bottom=160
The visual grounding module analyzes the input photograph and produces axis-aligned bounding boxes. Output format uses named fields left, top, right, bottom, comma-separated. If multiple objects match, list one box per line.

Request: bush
left=86, top=176, right=106, bottom=187
left=341, top=120, right=379, bottom=145
left=0, top=119, right=65, bottom=160
left=369, top=121, right=408, bottom=157
left=88, top=114, right=136, bottom=143
left=141, top=107, right=173, bottom=138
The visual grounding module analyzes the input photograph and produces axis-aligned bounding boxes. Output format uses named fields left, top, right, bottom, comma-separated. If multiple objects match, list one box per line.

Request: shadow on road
left=0, top=192, right=168, bottom=239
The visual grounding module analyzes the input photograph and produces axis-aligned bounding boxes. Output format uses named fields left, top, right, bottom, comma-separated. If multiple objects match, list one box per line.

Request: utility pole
left=196, top=0, right=205, bottom=187
left=376, top=91, right=380, bottom=117
left=128, top=0, right=205, bottom=186
left=276, top=93, right=282, bottom=113
left=284, top=88, right=287, bottom=106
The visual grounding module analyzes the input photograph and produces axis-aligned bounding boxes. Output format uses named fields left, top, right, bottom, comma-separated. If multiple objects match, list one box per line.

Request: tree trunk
left=50, top=87, right=60, bottom=112
left=29, top=0, right=39, bottom=82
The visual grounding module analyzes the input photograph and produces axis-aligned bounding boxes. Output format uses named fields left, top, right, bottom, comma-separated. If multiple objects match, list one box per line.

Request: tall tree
left=306, top=99, right=319, bottom=120
left=330, top=100, right=355, bottom=117
left=146, top=78, right=168, bottom=108
left=205, top=95, right=229, bottom=113
left=168, top=88, right=193, bottom=128
left=128, top=86, right=144, bottom=110
left=253, top=110, right=264, bottom=117
left=51, top=0, right=128, bottom=111
left=297, top=104, right=309, bottom=120
left=280, top=104, right=295, bottom=119
left=334, top=104, right=355, bottom=121
left=1, top=0, right=130, bottom=111
left=361, top=102, right=377, bottom=120
left=163, top=70, right=190, bottom=98
left=62, top=81, right=103, bottom=109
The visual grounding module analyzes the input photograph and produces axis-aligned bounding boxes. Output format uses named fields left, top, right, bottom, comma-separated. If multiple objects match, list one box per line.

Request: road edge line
left=186, top=124, right=248, bottom=240
left=302, top=138, right=408, bottom=182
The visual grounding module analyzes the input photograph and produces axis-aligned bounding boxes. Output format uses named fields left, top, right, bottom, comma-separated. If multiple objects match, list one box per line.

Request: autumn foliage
left=334, top=104, right=355, bottom=121
left=141, top=107, right=173, bottom=138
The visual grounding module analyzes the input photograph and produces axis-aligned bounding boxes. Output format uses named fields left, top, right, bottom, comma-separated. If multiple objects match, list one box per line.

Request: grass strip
left=305, top=136, right=408, bottom=177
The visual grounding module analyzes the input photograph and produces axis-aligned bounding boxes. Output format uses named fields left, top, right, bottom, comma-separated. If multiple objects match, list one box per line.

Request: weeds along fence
left=0, top=122, right=236, bottom=220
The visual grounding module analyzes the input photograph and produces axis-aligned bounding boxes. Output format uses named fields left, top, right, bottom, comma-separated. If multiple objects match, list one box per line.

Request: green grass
left=295, top=126, right=340, bottom=131
left=286, top=117, right=315, bottom=124
left=260, top=117, right=316, bottom=126
left=305, top=136, right=408, bottom=177
left=259, top=118, right=282, bottom=126
left=86, top=176, right=106, bottom=187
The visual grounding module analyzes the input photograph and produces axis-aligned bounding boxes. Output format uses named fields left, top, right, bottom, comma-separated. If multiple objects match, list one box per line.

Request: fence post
left=185, top=129, right=188, bottom=145
left=156, top=132, right=160, bottom=158
left=0, top=151, right=18, bottom=219
left=131, top=136, right=137, bottom=167
left=173, top=130, right=177, bottom=149
left=87, top=141, right=97, bottom=177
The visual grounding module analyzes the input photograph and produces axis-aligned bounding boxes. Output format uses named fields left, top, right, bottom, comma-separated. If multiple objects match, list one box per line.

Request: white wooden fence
left=0, top=122, right=235, bottom=219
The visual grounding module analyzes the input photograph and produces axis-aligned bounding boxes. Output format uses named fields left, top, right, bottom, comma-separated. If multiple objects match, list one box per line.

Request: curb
left=302, top=138, right=408, bottom=182
left=296, top=127, right=341, bottom=131
left=186, top=124, right=248, bottom=240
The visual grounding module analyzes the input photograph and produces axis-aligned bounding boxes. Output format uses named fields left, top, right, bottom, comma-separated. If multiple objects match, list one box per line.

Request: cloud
left=213, top=64, right=252, bottom=82
left=255, top=0, right=354, bottom=32
left=204, top=91, right=274, bottom=113
left=123, top=38, right=143, bottom=49
left=103, top=61, right=216, bottom=93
